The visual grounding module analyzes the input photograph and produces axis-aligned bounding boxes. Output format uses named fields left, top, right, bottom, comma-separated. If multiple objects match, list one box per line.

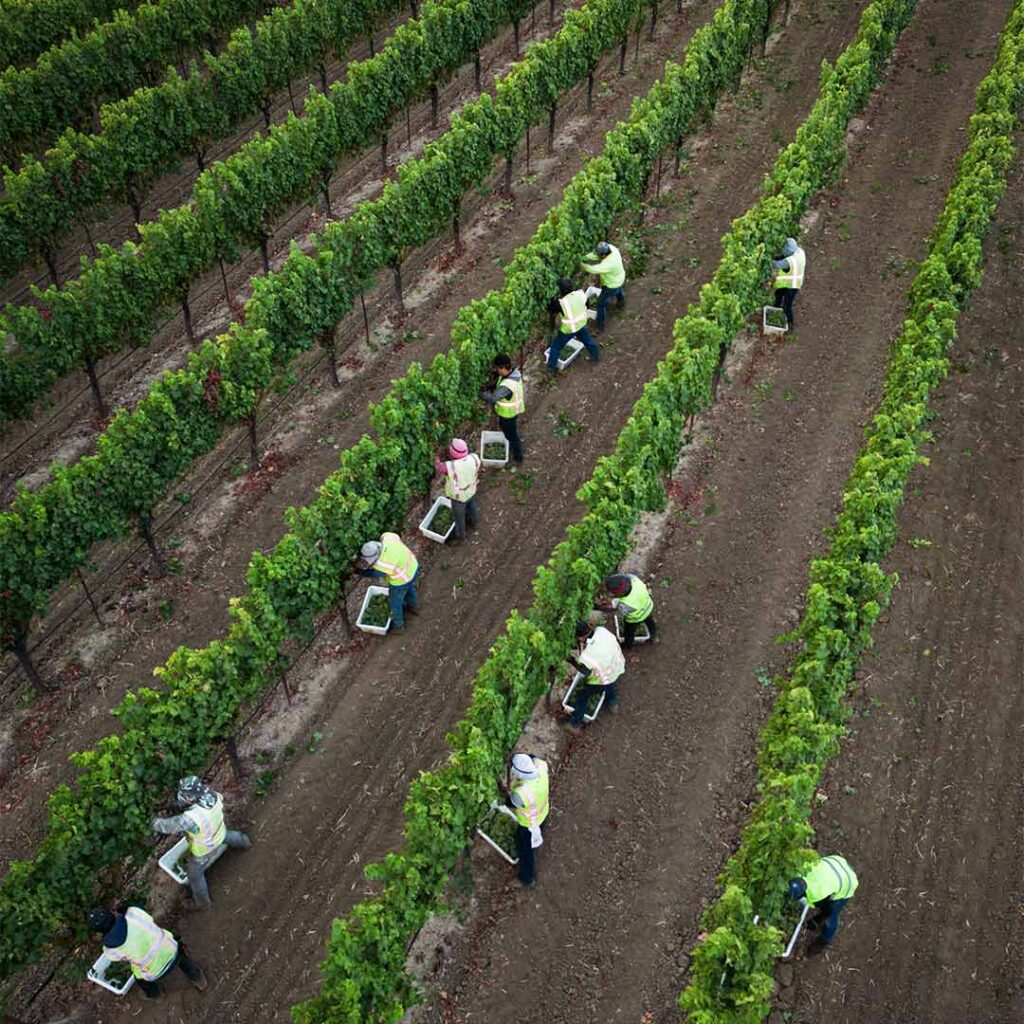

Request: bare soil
left=7, top=0, right=1017, bottom=1020
left=780, top=145, right=1024, bottom=1024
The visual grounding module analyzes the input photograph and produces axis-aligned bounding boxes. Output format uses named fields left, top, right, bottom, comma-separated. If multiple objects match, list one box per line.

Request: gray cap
left=781, top=237, right=798, bottom=257
left=360, top=540, right=383, bottom=562
left=511, top=753, right=539, bottom=779
left=596, top=241, right=611, bottom=256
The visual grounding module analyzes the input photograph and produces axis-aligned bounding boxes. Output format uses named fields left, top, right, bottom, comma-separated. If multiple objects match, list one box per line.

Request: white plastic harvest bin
left=479, top=429, right=509, bottom=467
left=543, top=337, right=584, bottom=371
left=419, top=495, right=455, bottom=544
left=356, top=585, right=392, bottom=635
left=88, top=952, right=135, bottom=995
left=475, top=809, right=519, bottom=865
left=158, top=835, right=226, bottom=884
left=561, top=670, right=604, bottom=723
left=613, top=615, right=651, bottom=643
left=762, top=305, right=789, bottom=335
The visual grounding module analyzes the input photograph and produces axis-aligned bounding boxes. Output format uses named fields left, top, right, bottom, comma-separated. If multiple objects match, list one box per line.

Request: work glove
left=489, top=799, right=501, bottom=811
left=151, top=818, right=163, bottom=833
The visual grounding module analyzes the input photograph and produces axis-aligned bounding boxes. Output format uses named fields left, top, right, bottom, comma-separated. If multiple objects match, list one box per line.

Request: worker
left=356, top=531, right=420, bottom=631
left=546, top=277, right=600, bottom=374
left=434, top=437, right=481, bottom=541
left=772, top=235, right=806, bottom=330
left=564, top=620, right=625, bottom=734
left=497, top=752, right=550, bottom=887
left=152, top=776, right=251, bottom=908
left=87, top=905, right=207, bottom=1000
left=600, top=573, right=657, bottom=647
left=479, top=352, right=525, bottom=464
left=581, top=240, right=626, bottom=330
left=787, top=852, right=858, bottom=954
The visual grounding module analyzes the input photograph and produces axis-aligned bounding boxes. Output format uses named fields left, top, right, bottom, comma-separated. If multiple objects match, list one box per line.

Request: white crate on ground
left=561, top=670, right=604, bottom=723
left=613, top=615, right=651, bottom=643
left=419, top=495, right=455, bottom=544
left=762, top=305, right=789, bottom=335
left=543, top=337, right=584, bottom=371
left=475, top=809, right=519, bottom=865
left=479, top=429, right=510, bottom=467
left=88, top=953, right=135, bottom=995
left=158, top=835, right=227, bottom=884
left=356, top=585, right=392, bottom=636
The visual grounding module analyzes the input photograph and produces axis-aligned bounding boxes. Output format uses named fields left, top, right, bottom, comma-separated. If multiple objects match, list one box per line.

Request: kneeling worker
left=356, top=532, right=420, bottom=632
left=546, top=277, right=600, bottom=373
left=565, top=620, right=625, bottom=734
left=434, top=437, right=481, bottom=541
left=602, top=573, right=657, bottom=647
left=788, top=852, right=858, bottom=954
left=581, top=240, right=626, bottom=330
left=500, top=752, right=550, bottom=887
left=87, top=905, right=207, bottom=1000
left=152, top=775, right=251, bottom=908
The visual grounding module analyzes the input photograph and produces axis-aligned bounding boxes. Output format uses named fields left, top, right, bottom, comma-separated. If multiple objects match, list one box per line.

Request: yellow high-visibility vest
left=374, top=532, right=418, bottom=586
left=774, top=247, right=806, bottom=289
left=186, top=794, right=227, bottom=857
left=495, top=374, right=525, bottom=419
left=617, top=575, right=653, bottom=624
left=579, top=626, right=625, bottom=686
left=511, top=759, right=550, bottom=829
left=107, top=908, right=178, bottom=981
left=803, top=855, right=858, bottom=903
left=558, top=290, right=589, bottom=334
left=444, top=454, right=480, bottom=502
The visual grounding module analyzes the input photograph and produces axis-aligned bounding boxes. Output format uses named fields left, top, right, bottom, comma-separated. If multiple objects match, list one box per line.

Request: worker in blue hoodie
left=88, top=905, right=207, bottom=1001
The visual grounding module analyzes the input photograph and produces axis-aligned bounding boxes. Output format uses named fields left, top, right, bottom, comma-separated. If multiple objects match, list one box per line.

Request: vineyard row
left=0, top=0, right=776, bottom=985
left=679, top=4, right=1024, bottom=1020
left=0, top=0, right=267, bottom=161
left=0, top=0, right=654, bottom=678
left=293, top=0, right=922, bottom=1016
left=0, top=0, right=146, bottom=71
left=0, top=0, right=415, bottom=286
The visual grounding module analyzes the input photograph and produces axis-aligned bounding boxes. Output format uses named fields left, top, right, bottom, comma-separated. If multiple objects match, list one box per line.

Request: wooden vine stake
left=139, top=512, right=166, bottom=576
left=319, top=325, right=341, bottom=386
left=360, top=292, right=371, bottom=344
left=513, top=18, right=520, bottom=57
left=430, top=84, right=439, bottom=129
left=10, top=632, right=46, bottom=695
left=504, top=151, right=514, bottom=197
left=226, top=737, right=245, bottom=782
left=550, top=0, right=557, bottom=26
left=650, top=0, right=658, bottom=39
left=219, top=259, right=231, bottom=305
left=587, top=69, right=594, bottom=110
left=381, top=132, right=388, bottom=175
left=547, top=103, right=557, bottom=155
left=392, top=262, right=406, bottom=316
left=83, top=348, right=107, bottom=418
left=475, top=53, right=482, bottom=92
left=181, top=286, right=194, bottom=343
left=619, top=36, right=628, bottom=75
left=247, top=412, right=261, bottom=470
left=453, top=207, right=463, bottom=256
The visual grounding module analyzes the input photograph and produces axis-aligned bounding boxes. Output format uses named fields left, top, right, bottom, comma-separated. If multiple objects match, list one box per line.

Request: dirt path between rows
left=5, top=0, right=912, bottom=1018
left=0, top=0, right=729, bottom=848
left=410, top=2, right=1018, bottom=1022
left=0, top=0, right=583, bottom=487
left=780, top=146, right=1024, bottom=1024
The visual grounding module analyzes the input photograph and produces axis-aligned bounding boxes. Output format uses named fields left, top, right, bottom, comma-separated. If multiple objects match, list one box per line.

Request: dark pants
left=622, top=615, right=657, bottom=648
left=547, top=325, right=599, bottom=369
left=774, top=287, right=799, bottom=328
left=498, top=415, right=524, bottom=463
left=814, top=897, right=849, bottom=944
left=569, top=680, right=618, bottom=726
left=451, top=496, right=478, bottom=539
left=595, top=286, right=625, bottom=328
left=388, top=568, right=420, bottom=629
left=515, top=823, right=542, bottom=886
left=137, top=947, right=203, bottom=998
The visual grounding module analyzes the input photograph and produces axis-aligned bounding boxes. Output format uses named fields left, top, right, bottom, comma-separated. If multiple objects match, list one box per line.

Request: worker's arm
left=356, top=567, right=385, bottom=580
left=434, top=457, right=449, bottom=476
left=152, top=813, right=189, bottom=835
left=581, top=252, right=614, bottom=275
left=479, top=383, right=512, bottom=407
left=772, top=256, right=791, bottom=271
left=566, top=654, right=587, bottom=674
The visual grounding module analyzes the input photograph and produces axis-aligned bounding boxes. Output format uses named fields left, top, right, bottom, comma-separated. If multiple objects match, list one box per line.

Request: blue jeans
left=595, top=286, right=625, bottom=328
left=816, top=897, right=849, bottom=944
left=548, top=325, right=599, bottom=369
left=388, top=568, right=420, bottom=629
left=569, top=680, right=617, bottom=726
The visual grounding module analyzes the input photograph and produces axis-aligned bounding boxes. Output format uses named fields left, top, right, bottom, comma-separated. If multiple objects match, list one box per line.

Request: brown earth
left=780, top=144, right=1024, bottom=1024
left=0, top=0, right=579, bottom=488
left=7, top=0, right=1015, bottom=1019
left=0, top=0, right=737, bottom=848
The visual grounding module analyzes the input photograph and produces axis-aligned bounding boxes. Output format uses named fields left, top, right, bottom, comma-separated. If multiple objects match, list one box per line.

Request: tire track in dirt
left=422, top=2, right=1016, bottom=1022
left=782, top=147, right=1024, bottom=1024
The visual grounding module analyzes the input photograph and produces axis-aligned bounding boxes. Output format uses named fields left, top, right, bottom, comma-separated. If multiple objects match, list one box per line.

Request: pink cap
left=449, top=438, right=469, bottom=458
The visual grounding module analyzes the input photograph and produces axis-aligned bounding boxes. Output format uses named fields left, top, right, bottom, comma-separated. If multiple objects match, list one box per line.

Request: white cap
left=510, top=753, right=538, bottom=779
left=360, top=540, right=382, bottom=561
